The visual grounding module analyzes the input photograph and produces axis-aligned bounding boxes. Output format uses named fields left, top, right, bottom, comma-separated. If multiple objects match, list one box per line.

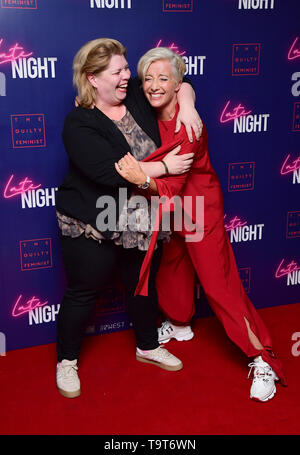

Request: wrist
left=136, top=173, right=147, bottom=186
left=137, top=175, right=150, bottom=189
left=161, top=160, right=169, bottom=175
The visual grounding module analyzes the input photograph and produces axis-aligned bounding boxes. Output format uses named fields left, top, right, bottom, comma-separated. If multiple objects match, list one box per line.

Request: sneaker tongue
left=62, top=359, right=77, bottom=366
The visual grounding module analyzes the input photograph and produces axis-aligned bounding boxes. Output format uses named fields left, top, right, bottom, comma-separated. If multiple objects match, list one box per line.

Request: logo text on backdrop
left=90, top=0, right=131, bottom=8
left=11, top=114, right=46, bottom=148
left=238, top=0, right=274, bottom=9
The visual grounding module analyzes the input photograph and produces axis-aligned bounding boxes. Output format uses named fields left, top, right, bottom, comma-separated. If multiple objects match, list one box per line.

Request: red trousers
left=137, top=109, right=286, bottom=385
left=156, top=206, right=287, bottom=385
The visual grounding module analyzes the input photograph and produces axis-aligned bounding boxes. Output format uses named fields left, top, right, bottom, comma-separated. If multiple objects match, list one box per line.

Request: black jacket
left=56, top=77, right=161, bottom=238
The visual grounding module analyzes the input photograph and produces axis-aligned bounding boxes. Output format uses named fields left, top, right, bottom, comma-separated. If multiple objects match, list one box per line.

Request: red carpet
left=1, top=303, right=300, bottom=435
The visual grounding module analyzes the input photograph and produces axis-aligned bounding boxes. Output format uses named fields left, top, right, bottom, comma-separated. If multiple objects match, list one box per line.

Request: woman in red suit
left=117, top=47, right=286, bottom=402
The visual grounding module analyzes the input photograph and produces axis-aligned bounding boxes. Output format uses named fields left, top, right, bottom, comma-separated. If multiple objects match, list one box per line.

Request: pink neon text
left=224, top=214, right=248, bottom=231
left=12, top=294, right=48, bottom=317
left=3, top=174, right=41, bottom=199
left=0, top=38, right=33, bottom=65
left=220, top=100, right=252, bottom=123
left=288, top=37, right=300, bottom=61
left=275, top=259, right=300, bottom=278
left=280, top=155, right=300, bottom=175
left=155, top=39, right=186, bottom=56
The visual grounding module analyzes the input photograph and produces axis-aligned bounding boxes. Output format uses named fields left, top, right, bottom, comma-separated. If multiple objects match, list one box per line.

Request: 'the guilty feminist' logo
left=232, top=44, right=261, bottom=76
left=163, top=1, right=193, bottom=12
left=11, top=114, right=46, bottom=148
left=1, top=0, right=37, bottom=8
left=228, top=162, right=255, bottom=191
left=20, top=238, right=52, bottom=271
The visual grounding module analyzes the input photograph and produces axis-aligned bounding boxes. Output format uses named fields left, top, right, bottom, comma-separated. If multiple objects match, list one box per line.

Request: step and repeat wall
left=0, top=0, right=299, bottom=352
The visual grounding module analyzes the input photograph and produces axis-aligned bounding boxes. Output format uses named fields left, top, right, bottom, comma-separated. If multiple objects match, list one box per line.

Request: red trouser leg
left=184, top=218, right=286, bottom=384
left=156, top=234, right=195, bottom=324
left=157, top=218, right=286, bottom=384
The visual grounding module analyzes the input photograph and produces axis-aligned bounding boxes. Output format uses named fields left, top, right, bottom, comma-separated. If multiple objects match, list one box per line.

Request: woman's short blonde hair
left=73, top=38, right=126, bottom=109
left=137, top=47, right=186, bottom=83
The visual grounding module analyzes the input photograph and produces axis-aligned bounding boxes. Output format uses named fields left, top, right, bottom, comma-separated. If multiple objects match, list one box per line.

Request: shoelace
left=139, top=346, right=173, bottom=361
left=159, top=321, right=173, bottom=336
left=59, top=364, right=78, bottom=382
left=151, top=346, right=173, bottom=361
left=248, top=361, right=273, bottom=382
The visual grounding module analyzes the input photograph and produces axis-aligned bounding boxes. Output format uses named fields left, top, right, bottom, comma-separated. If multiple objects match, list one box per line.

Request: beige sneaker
left=136, top=346, right=183, bottom=371
left=56, top=359, right=81, bottom=398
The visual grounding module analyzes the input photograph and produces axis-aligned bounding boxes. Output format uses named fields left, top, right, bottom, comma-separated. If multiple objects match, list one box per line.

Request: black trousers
left=57, top=233, right=162, bottom=362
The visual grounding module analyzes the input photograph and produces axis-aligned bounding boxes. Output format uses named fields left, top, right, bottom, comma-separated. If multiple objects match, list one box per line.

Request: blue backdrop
left=0, top=0, right=299, bottom=352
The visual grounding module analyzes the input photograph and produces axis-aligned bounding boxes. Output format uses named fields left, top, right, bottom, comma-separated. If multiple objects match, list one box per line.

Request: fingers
left=182, top=163, right=192, bottom=173
left=185, top=125, right=193, bottom=143
left=117, top=156, right=130, bottom=172
left=126, top=152, right=137, bottom=161
left=182, top=159, right=193, bottom=166
left=199, top=119, right=203, bottom=135
left=173, top=153, right=194, bottom=163
left=166, top=145, right=181, bottom=157
left=123, top=152, right=139, bottom=166
left=115, top=162, right=124, bottom=175
left=117, top=158, right=124, bottom=170
left=168, top=145, right=181, bottom=156
left=192, top=118, right=203, bottom=141
left=182, top=153, right=194, bottom=160
left=192, top=125, right=200, bottom=141
left=118, top=153, right=133, bottom=169
left=122, top=156, right=131, bottom=166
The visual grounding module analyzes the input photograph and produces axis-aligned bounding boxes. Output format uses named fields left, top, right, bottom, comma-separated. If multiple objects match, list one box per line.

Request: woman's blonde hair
left=137, top=47, right=186, bottom=83
left=73, top=38, right=126, bottom=109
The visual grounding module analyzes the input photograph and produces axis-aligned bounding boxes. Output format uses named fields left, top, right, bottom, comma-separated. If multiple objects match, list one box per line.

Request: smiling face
left=88, top=54, right=131, bottom=108
left=142, top=59, right=181, bottom=118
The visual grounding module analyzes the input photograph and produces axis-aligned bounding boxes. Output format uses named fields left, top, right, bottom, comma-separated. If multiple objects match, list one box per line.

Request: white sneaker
left=158, top=320, right=194, bottom=344
left=136, top=346, right=183, bottom=371
left=56, top=359, right=81, bottom=398
left=248, top=356, right=279, bottom=402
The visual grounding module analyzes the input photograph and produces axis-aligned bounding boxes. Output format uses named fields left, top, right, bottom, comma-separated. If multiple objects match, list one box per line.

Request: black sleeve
left=62, top=112, right=131, bottom=188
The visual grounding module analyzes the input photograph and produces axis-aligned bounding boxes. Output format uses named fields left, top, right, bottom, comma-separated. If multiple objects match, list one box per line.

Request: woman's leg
left=118, top=242, right=183, bottom=371
left=244, top=317, right=263, bottom=350
left=157, top=234, right=263, bottom=350
left=57, top=234, right=118, bottom=362
left=185, top=221, right=286, bottom=384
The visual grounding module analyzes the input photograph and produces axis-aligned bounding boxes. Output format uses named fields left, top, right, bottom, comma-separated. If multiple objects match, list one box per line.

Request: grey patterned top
left=57, top=109, right=170, bottom=250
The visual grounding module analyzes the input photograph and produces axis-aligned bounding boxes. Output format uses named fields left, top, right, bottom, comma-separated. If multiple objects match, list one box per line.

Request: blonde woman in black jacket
left=55, top=38, right=202, bottom=398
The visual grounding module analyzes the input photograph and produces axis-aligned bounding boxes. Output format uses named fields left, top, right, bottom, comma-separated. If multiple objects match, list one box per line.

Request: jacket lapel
left=91, top=106, right=131, bottom=156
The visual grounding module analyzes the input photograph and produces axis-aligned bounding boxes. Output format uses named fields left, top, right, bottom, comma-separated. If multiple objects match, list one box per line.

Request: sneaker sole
left=136, top=355, right=183, bottom=371
left=250, top=387, right=276, bottom=403
left=57, top=387, right=81, bottom=398
left=159, top=332, right=194, bottom=344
